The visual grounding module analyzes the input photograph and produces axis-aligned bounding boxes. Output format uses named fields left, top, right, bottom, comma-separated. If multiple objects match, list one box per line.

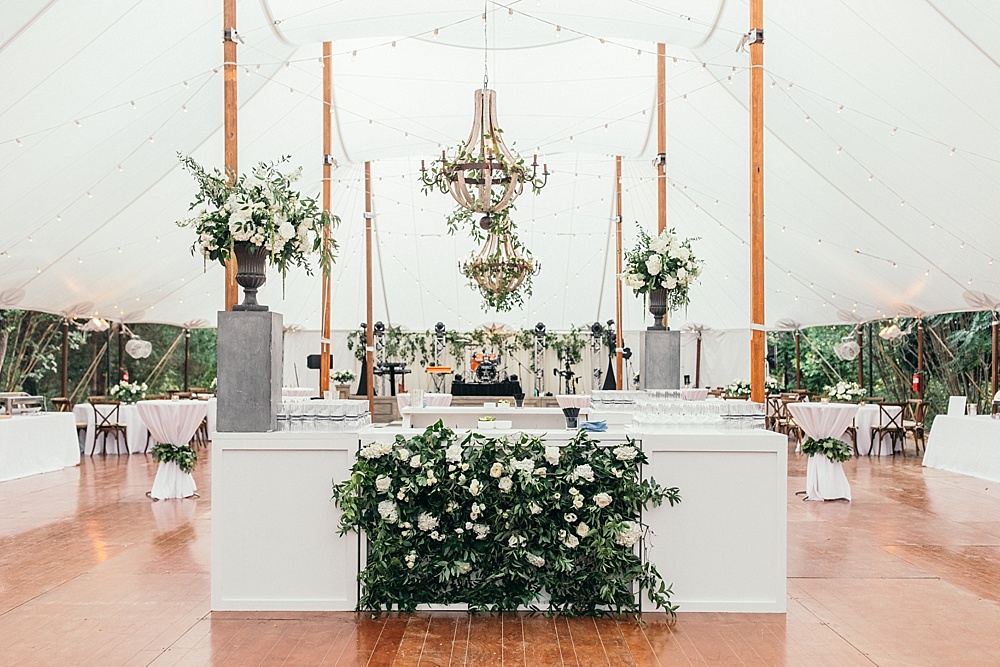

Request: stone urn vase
left=647, top=287, right=667, bottom=331
left=232, top=242, right=268, bottom=311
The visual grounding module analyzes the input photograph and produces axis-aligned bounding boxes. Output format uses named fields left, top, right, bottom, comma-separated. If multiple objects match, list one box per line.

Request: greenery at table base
left=801, top=437, right=853, bottom=463
left=109, top=380, right=147, bottom=404
left=332, top=422, right=681, bottom=616
left=151, top=443, right=197, bottom=474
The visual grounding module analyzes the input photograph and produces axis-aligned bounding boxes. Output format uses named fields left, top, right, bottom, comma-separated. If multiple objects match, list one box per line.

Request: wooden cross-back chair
left=872, top=402, right=906, bottom=456
left=90, top=399, right=129, bottom=456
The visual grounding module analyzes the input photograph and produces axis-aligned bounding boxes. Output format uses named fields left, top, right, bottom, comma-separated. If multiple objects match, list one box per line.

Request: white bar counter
left=0, top=413, right=81, bottom=482
left=212, top=425, right=786, bottom=613
left=401, top=405, right=587, bottom=430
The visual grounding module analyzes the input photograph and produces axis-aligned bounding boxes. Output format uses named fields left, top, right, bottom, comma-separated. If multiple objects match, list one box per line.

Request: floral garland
left=825, top=380, right=865, bottom=403
left=801, top=437, right=853, bottom=463
left=332, top=422, right=681, bottom=616
left=619, top=225, right=701, bottom=312
left=176, top=155, right=339, bottom=279
left=151, top=443, right=197, bottom=474
left=109, top=380, right=147, bottom=404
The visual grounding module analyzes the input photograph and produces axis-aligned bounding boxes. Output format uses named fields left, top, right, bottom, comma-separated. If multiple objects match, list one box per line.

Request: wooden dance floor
left=3, top=442, right=1000, bottom=665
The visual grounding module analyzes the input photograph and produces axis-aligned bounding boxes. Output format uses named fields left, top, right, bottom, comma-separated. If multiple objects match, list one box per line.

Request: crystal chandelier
left=460, top=222, right=541, bottom=296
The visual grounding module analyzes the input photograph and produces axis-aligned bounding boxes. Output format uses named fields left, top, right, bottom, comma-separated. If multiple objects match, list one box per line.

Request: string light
left=15, top=138, right=22, bottom=146
left=351, top=50, right=357, bottom=61
left=555, top=25, right=561, bottom=37
left=130, top=100, right=136, bottom=109
left=74, top=120, right=81, bottom=127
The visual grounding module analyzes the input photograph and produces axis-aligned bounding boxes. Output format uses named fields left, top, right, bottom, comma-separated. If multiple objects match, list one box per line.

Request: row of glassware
left=276, top=399, right=372, bottom=432
left=591, top=390, right=766, bottom=431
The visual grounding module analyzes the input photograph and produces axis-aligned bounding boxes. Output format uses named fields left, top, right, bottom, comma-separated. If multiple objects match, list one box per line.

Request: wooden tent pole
left=223, top=0, right=239, bottom=310
left=749, top=0, right=766, bottom=403
left=794, top=330, right=801, bottom=389
left=656, top=43, right=668, bottom=329
left=61, top=319, right=69, bottom=397
left=365, top=162, right=375, bottom=416
left=183, top=328, right=191, bottom=391
left=615, top=156, right=623, bottom=390
left=695, top=333, right=702, bottom=388
left=917, top=319, right=924, bottom=402
left=857, top=329, right=864, bottom=388
left=118, top=324, right=124, bottom=381
left=992, top=313, right=998, bottom=411
left=319, top=41, right=333, bottom=398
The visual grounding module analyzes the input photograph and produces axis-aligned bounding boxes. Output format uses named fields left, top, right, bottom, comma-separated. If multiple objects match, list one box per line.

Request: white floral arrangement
left=176, top=155, right=338, bottom=278
left=724, top=379, right=752, bottom=397
left=109, top=380, right=147, bottom=404
left=619, top=225, right=701, bottom=312
left=333, top=423, right=681, bottom=616
left=826, top=380, right=865, bottom=403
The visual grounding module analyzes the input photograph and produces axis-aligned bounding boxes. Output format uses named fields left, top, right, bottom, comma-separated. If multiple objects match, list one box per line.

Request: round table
left=787, top=402, right=859, bottom=501
left=73, top=402, right=150, bottom=455
left=136, top=400, right=208, bottom=500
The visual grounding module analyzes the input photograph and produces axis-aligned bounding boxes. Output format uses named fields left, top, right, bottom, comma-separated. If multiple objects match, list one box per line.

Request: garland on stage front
left=801, top=437, right=853, bottom=463
left=332, top=422, right=681, bottom=616
left=151, top=443, right=197, bottom=474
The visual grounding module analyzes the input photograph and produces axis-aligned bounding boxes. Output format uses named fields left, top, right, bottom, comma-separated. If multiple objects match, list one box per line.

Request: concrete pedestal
left=217, top=310, right=283, bottom=432
left=641, top=329, right=681, bottom=389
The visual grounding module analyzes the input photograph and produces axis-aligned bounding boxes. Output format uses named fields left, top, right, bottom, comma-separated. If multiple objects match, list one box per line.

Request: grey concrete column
left=217, top=310, right=283, bottom=432
left=641, top=329, right=681, bottom=389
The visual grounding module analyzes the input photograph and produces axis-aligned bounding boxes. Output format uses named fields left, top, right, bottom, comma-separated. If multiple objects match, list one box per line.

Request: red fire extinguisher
left=123, top=370, right=130, bottom=383
left=912, top=373, right=920, bottom=392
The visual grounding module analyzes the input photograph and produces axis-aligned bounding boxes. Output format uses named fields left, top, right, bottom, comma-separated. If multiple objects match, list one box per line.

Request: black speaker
left=306, top=354, right=334, bottom=370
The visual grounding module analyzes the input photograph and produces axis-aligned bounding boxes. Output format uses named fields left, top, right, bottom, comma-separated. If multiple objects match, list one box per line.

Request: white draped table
left=0, top=413, right=80, bottom=481
left=136, top=400, right=208, bottom=500
left=787, top=402, right=859, bottom=501
left=681, top=388, right=710, bottom=401
left=854, top=404, right=904, bottom=456
left=73, top=402, right=150, bottom=454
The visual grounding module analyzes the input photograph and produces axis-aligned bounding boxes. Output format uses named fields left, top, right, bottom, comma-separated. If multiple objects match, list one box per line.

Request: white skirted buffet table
left=401, top=406, right=586, bottom=430
left=924, top=415, right=1000, bottom=482
left=0, top=413, right=80, bottom=481
left=212, top=424, right=786, bottom=613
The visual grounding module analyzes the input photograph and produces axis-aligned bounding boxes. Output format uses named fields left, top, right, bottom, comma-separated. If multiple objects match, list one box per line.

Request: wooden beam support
left=917, top=320, right=924, bottom=402
left=615, top=156, right=624, bottom=390
left=656, top=43, right=668, bottom=329
left=857, top=330, right=864, bottom=388
left=749, top=0, right=766, bottom=403
left=794, top=331, right=801, bottom=390
left=319, top=41, right=333, bottom=398
left=695, top=334, right=702, bottom=388
left=61, top=319, right=69, bottom=397
left=365, top=162, right=375, bottom=416
left=223, top=0, right=239, bottom=310
left=992, top=313, right=998, bottom=412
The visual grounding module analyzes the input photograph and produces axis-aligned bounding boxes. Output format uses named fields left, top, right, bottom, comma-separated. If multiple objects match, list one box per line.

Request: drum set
left=469, top=351, right=501, bottom=383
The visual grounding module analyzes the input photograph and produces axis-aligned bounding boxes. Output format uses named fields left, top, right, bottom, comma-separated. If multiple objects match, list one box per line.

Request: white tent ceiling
left=2, top=0, right=999, bottom=332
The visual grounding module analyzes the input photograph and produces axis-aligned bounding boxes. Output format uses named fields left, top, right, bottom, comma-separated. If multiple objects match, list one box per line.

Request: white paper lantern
left=125, top=338, right=152, bottom=359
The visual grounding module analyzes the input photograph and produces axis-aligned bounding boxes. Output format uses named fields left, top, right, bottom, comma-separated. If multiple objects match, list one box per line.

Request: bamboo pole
left=319, top=40, right=333, bottom=398
left=615, top=156, right=623, bottom=390
left=61, top=319, right=69, bottom=397
left=223, top=0, right=239, bottom=310
left=365, top=162, right=375, bottom=416
left=749, top=0, right=766, bottom=403
left=656, top=43, right=668, bottom=329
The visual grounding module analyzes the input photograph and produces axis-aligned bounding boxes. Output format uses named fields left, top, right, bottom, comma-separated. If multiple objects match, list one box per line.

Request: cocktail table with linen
left=787, top=402, right=859, bottom=501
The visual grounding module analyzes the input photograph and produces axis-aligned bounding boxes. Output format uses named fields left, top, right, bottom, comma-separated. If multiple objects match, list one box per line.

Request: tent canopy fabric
left=2, top=0, right=999, bottom=332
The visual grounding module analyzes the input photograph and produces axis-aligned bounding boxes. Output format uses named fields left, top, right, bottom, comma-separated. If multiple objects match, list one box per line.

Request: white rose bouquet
left=109, top=380, right=147, bottom=404
left=826, top=380, right=865, bottom=403
left=177, top=155, right=338, bottom=279
left=619, top=225, right=701, bottom=312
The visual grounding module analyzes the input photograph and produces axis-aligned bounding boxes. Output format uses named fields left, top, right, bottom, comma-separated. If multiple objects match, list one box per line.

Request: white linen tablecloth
left=137, top=400, right=208, bottom=500
left=556, top=395, right=591, bottom=409
left=855, top=404, right=904, bottom=456
left=787, top=403, right=859, bottom=501
left=681, top=389, right=709, bottom=401
left=424, top=393, right=453, bottom=407
left=73, top=402, right=150, bottom=455
left=282, top=387, right=314, bottom=400
left=0, top=413, right=80, bottom=481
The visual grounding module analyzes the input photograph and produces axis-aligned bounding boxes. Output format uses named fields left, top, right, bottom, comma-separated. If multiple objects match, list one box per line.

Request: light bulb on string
left=74, top=120, right=81, bottom=127
left=636, top=49, right=642, bottom=59
left=351, top=50, right=357, bottom=61
left=15, top=138, right=22, bottom=146
left=890, top=127, right=897, bottom=135
left=183, top=80, right=189, bottom=89
left=181, top=105, right=187, bottom=112
left=130, top=100, right=136, bottom=109
left=837, top=105, right=844, bottom=113
left=555, top=25, right=561, bottom=37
